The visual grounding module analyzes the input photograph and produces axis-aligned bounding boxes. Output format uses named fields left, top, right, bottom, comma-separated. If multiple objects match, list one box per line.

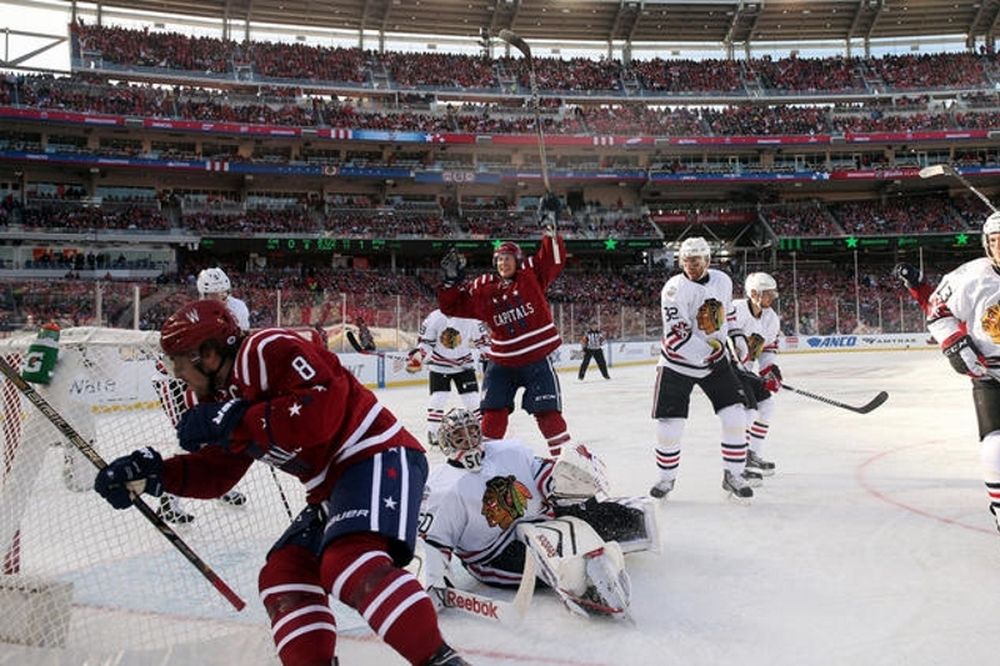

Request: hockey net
left=0, top=327, right=307, bottom=661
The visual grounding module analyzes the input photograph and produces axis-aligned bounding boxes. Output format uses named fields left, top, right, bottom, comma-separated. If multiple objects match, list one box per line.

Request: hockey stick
left=434, top=549, right=536, bottom=626
left=919, top=164, right=998, bottom=213
left=0, top=355, right=246, bottom=611
left=496, top=29, right=561, bottom=264
left=344, top=329, right=409, bottom=362
left=782, top=383, right=888, bottom=415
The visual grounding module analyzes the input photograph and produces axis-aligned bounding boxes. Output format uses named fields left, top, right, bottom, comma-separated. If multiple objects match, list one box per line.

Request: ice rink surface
left=335, top=348, right=999, bottom=666
left=7, top=347, right=996, bottom=666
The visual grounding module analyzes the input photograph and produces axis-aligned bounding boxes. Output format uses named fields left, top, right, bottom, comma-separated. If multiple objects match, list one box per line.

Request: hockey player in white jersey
left=727, top=272, right=782, bottom=485
left=197, top=267, right=251, bottom=332
left=407, top=309, right=489, bottom=446
left=419, top=408, right=660, bottom=618
left=926, top=211, right=1000, bottom=532
left=650, top=236, right=751, bottom=501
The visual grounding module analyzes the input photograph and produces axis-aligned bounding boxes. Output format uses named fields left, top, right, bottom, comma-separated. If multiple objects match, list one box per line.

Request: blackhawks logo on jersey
left=983, top=303, right=1000, bottom=344
left=481, top=475, right=532, bottom=530
left=747, top=333, right=765, bottom=360
left=695, top=298, right=725, bottom=334
left=439, top=327, right=463, bottom=349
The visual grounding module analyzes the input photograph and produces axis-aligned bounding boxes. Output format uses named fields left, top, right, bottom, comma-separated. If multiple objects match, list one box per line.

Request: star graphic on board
left=383, top=496, right=398, bottom=510
left=604, top=238, right=618, bottom=251
left=492, top=239, right=502, bottom=251
left=288, top=402, right=302, bottom=416
left=956, top=233, right=970, bottom=246
left=845, top=236, right=859, bottom=248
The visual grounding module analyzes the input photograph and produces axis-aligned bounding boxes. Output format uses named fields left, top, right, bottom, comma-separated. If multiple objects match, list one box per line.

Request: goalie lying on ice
left=418, top=408, right=660, bottom=618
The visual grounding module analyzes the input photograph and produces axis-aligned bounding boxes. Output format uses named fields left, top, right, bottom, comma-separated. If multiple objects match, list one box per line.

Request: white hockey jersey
left=417, top=309, right=489, bottom=375
left=226, top=295, right=251, bottom=332
left=927, top=257, right=1000, bottom=369
left=728, top=298, right=781, bottom=373
left=420, top=439, right=554, bottom=585
left=658, top=268, right=734, bottom=378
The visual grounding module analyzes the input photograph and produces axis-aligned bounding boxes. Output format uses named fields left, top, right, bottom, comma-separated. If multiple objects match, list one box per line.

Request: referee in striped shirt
left=578, top=327, right=610, bottom=380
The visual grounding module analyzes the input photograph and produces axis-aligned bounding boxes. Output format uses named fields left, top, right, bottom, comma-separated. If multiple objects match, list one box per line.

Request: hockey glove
left=175, top=398, right=249, bottom=452
left=405, top=348, right=425, bottom=374
left=943, top=335, right=990, bottom=379
left=94, top=447, right=164, bottom=509
left=440, top=248, right=467, bottom=288
left=893, top=263, right=922, bottom=291
left=760, top=364, right=782, bottom=393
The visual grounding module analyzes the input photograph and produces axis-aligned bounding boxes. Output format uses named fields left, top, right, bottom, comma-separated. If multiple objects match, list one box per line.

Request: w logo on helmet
left=184, top=310, right=201, bottom=323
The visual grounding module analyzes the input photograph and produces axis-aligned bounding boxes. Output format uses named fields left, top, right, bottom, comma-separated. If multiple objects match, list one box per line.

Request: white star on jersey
left=288, top=402, right=302, bottom=416
left=383, top=497, right=398, bottom=510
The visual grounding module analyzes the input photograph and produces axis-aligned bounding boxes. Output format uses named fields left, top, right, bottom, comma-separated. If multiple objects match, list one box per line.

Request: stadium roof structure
left=56, top=0, right=1000, bottom=46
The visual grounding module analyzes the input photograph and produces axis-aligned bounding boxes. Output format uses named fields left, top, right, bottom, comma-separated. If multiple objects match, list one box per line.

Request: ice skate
left=722, top=470, right=753, bottom=503
left=649, top=477, right=675, bottom=499
left=741, top=466, right=763, bottom=488
left=219, top=490, right=247, bottom=507
left=746, top=450, right=776, bottom=477
left=426, top=643, right=471, bottom=666
left=157, top=494, right=195, bottom=524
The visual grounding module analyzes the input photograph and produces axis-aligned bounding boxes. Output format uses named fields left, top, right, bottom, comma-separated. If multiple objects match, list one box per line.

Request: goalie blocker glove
left=94, top=447, right=165, bottom=509
left=942, top=334, right=991, bottom=379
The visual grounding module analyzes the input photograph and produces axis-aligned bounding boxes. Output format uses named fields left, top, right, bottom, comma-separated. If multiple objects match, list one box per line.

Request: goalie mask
left=438, top=408, right=484, bottom=471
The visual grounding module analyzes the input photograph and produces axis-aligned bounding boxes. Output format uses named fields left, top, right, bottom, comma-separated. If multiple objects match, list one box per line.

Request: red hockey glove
left=406, top=349, right=426, bottom=374
left=760, top=364, right=782, bottom=393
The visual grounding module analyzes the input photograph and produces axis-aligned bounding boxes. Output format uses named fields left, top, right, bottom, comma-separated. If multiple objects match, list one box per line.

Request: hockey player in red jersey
left=93, top=300, right=468, bottom=666
left=437, top=226, right=570, bottom=457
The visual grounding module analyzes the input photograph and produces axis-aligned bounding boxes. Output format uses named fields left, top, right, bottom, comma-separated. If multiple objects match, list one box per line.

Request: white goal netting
left=0, top=327, right=316, bottom=662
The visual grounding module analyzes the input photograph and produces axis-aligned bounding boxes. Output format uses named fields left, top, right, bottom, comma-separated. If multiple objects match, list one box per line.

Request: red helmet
left=493, top=241, right=522, bottom=262
left=160, top=300, right=240, bottom=357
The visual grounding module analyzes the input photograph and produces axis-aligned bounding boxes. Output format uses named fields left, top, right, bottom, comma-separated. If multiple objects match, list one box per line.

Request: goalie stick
left=432, top=547, right=536, bottom=626
left=782, top=383, right=888, bottom=415
left=0, top=354, right=247, bottom=611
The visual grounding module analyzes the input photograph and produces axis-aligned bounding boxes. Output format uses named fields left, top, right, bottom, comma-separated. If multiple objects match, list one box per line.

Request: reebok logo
left=444, top=590, right=499, bottom=618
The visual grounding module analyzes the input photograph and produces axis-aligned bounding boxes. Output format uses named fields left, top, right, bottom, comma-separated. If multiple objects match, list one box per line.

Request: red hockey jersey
left=438, top=234, right=565, bottom=367
left=162, top=328, right=423, bottom=503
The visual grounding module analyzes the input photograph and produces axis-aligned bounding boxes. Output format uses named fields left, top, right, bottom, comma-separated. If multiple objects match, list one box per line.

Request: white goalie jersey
left=927, top=256, right=1000, bottom=368
left=417, top=309, right=490, bottom=375
left=420, top=439, right=554, bottom=586
left=659, top=268, right=734, bottom=378
left=728, top=298, right=781, bottom=373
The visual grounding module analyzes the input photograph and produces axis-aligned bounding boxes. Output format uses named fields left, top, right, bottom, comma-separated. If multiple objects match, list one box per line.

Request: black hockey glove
left=539, top=191, right=562, bottom=237
left=175, top=398, right=249, bottom=452
left=94, top=447, right=164, bottom=509
left=943, top=335, right=990, bottom=379
left=440, top=248, right=467, bottom=287
left=893, top=263, right=922, bottom=291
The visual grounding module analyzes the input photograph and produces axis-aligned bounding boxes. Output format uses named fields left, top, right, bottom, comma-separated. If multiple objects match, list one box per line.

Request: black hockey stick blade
left=0, top=354, right=246, bottom=610
left=345, top=329, right=408, bottom=362
left=496, top=29, right=532, bottom=61
left=783, top=383, right=888, bottom=415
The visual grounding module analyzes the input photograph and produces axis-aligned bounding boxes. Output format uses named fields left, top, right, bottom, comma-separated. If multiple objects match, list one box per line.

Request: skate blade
left=724, top=491, right=753, bottom=506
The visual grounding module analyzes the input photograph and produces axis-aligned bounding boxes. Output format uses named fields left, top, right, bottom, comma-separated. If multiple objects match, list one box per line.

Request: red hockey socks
left=481, top=408, right=509, bottom=440
left=258, top=544, right=336, bottom=666
left=322, top=533, right=444, bottom=665
left=535, top=410, right=571, bottom=457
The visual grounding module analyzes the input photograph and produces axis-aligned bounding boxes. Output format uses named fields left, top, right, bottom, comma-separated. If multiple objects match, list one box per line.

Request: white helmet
left=982, top=211, right=1000, bottom=255
left=745, top=272, right=778, bottom=297
left=679, top=237, right=711, bottom=260
left=437, top=408, right=484, bottom=471
left=197, top=268, right=231, bottom=297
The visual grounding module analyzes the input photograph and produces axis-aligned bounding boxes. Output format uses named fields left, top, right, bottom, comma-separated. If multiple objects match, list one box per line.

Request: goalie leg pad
left=517, top=517, right=631, bottom=618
